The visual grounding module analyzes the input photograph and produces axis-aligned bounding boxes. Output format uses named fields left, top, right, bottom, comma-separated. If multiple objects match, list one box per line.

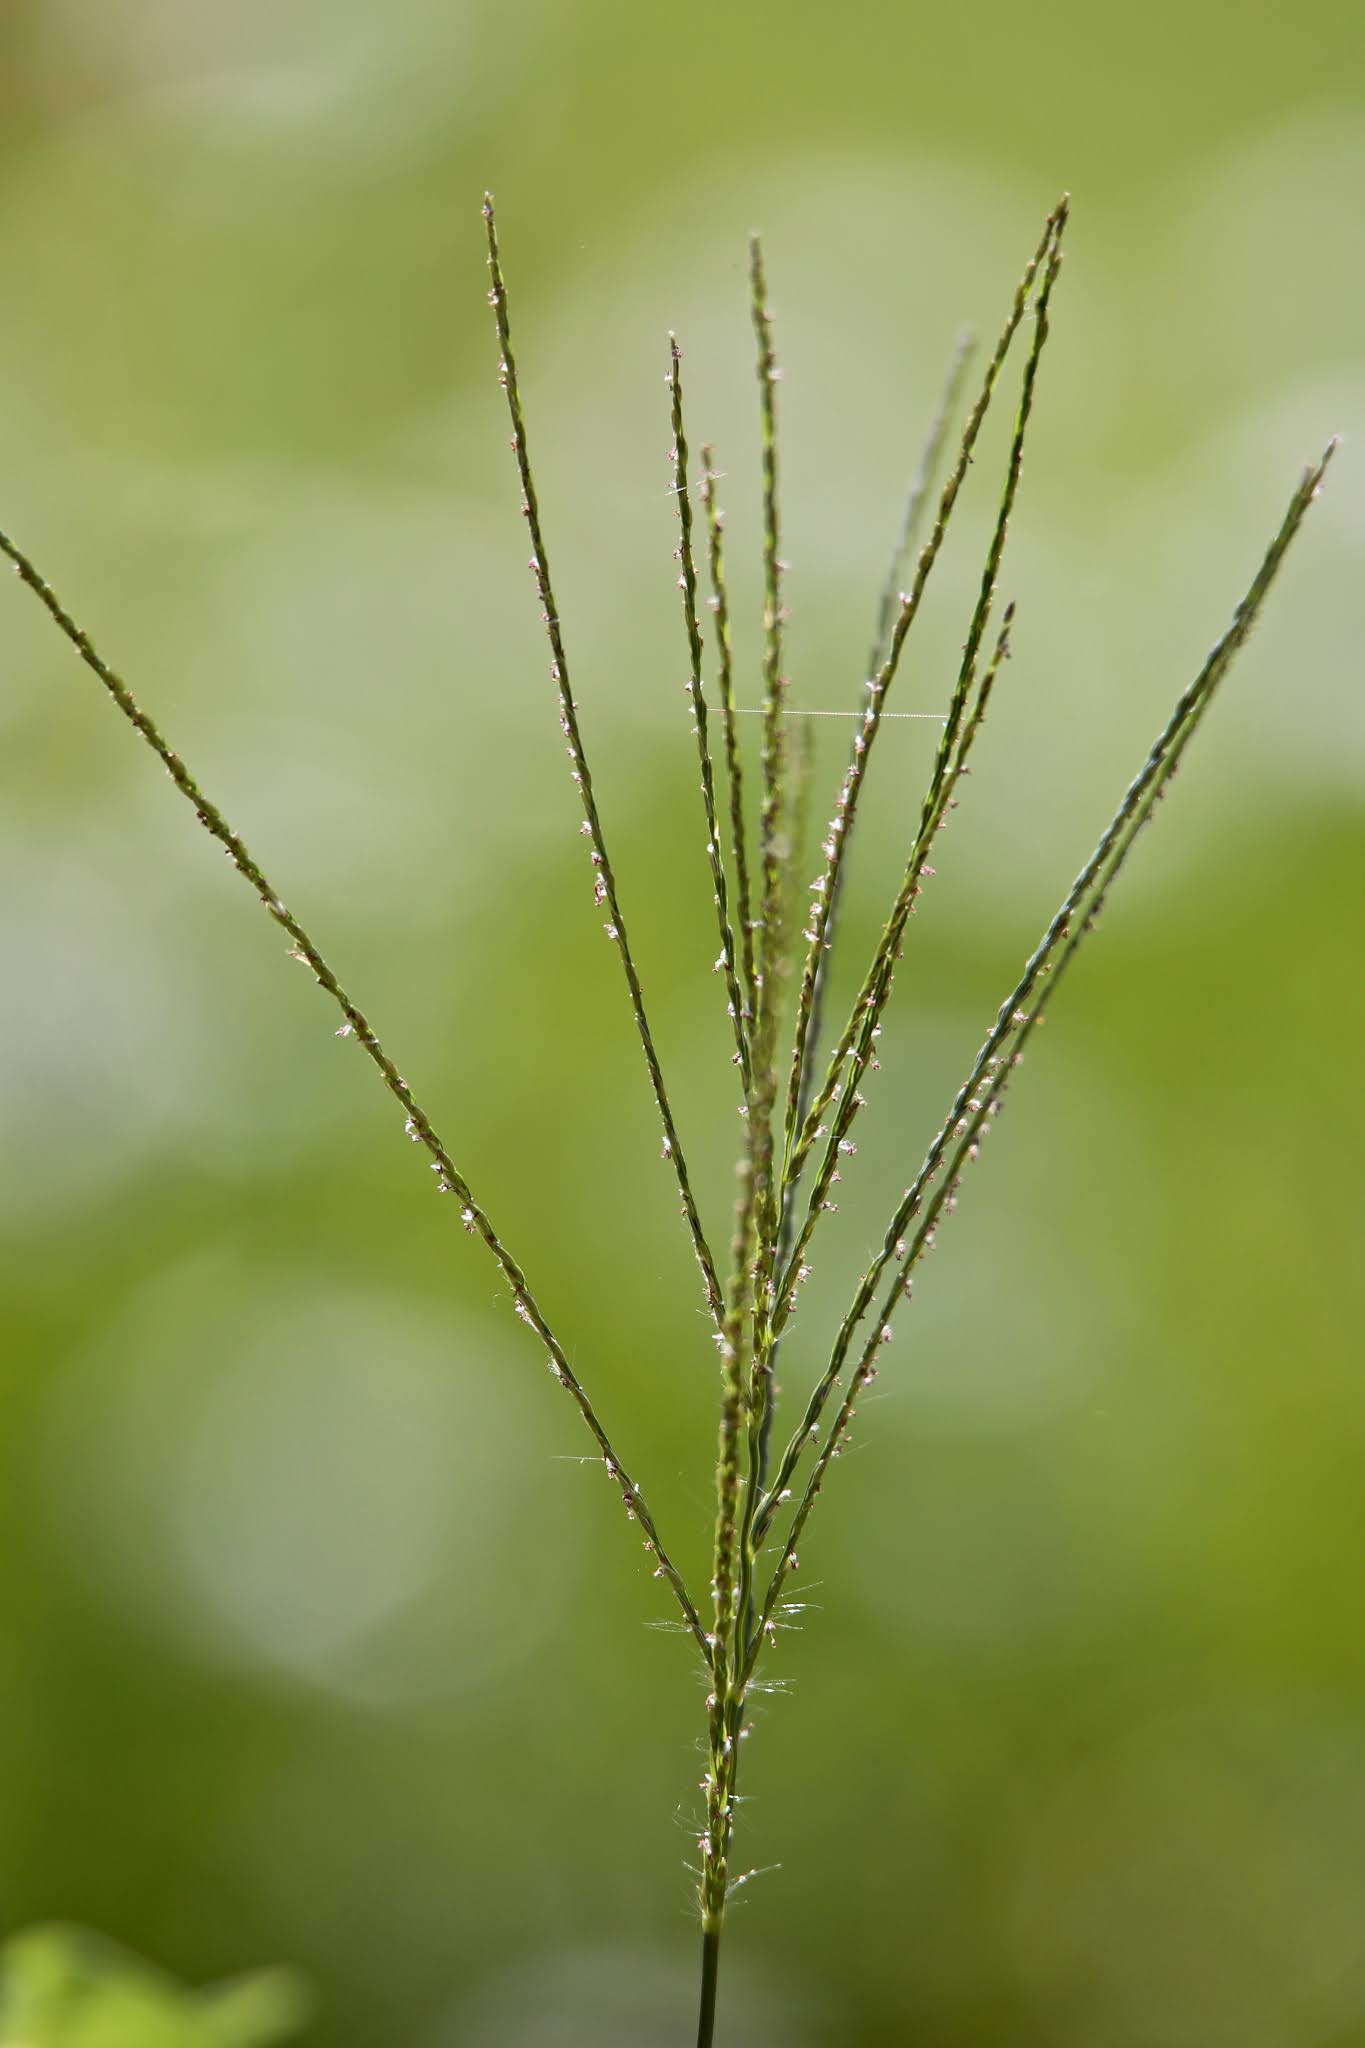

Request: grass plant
left=0, top=191, right=1335, bottom=2047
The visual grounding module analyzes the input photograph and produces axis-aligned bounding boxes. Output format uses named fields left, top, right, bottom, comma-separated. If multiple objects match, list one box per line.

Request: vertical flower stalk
left=1, top=191, right=1335, bottom=2048
left=744, top=231, right=790, bottom=1434
left=696, top=237, right=803, bottom=2042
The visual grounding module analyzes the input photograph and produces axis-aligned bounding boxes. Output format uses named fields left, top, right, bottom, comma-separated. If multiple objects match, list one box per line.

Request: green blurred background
left=2, top=2, right=1363, bottom=2043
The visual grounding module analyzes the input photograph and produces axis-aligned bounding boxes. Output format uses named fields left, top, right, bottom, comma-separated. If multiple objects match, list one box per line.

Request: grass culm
left=1, top=192, right=1335, bottom=2047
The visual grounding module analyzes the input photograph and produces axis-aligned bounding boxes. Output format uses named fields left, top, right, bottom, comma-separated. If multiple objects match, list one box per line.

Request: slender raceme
left=868, top=325, right=978, bottom=679
left=0, top=521, right=708, bottom=1657
left=769, top=222, right=1066, bottom=1290
left=700, top=449, right=760, bottom=1034
left=670, top=339, right=752, bottom=1088
left=483, top=197, right=725, bottom=1329
left=791, top=321, right=979, bottom=1171
left=779, top=197, right=1068, bottom=1188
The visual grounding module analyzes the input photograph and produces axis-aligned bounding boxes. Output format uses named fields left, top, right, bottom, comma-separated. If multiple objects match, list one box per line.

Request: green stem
left=696, top=1923, right=722, bottom=2048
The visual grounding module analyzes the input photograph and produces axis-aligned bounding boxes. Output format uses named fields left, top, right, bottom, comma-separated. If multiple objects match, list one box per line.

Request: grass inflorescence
left=1, top=191, right=1336, bottom=2048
